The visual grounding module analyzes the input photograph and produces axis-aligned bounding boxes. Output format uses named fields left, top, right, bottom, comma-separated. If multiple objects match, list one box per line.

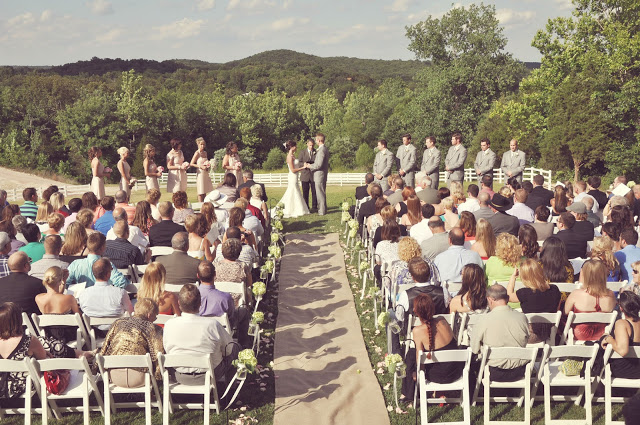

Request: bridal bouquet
left=157, top=166, right=164, bottom=173
left=202, top=160, right=211, bottom=170
left=385, top=353, right=406, bottom=377
left=181, top=161, right=190, bottom=170
left=104, top=167, right=112, bottom=174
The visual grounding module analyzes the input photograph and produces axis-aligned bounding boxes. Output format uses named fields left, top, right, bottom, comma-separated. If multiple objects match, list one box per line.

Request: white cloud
left=88, top=0, right=114, bottom=15
left=40, top=10, right=53, bottom=22
left=270, top=17, right=309, bottom=31
left=223, top=14, right=233, bottom=23
left=389, top=0, right=413, bottom=12
left=151, top=18, right=206, bottom=40
left=226, top=0, right=282, bottom=11
left=197, top=0, right=216, bottom=11
left=96, top=28, right=123, bottom=43
left=317, top=24, right=367, bottom=46
left=7, top=12, right=36, bottom=27
left=555, top=0, right=574, bottom=11
left=496, top=9, right=536, bottom=25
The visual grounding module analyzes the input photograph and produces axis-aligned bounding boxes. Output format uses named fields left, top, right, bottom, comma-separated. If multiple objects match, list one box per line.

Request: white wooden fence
left=4, top=167, right=553, bottom=202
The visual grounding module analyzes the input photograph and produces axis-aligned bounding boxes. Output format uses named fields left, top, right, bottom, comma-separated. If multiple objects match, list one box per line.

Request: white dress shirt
left=409, top=219, right=433, bottom=246
left=163, top=313, right=233, bottom=372
left=106, top=224, right=149, bottom=252
left=457, top=198, right=480, bottom=214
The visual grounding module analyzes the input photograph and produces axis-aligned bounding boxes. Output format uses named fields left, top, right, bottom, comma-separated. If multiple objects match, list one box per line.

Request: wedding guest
left=171, top=191, right=194, bottom=225
left=550, top=185, right=569, bottom=216
left=600, top=291, right=640, bottom=379
left=66, top=232, right=129, bottom=289
left=0, top=232, right=10, bottom=278
left=388, top=236, right=423, bottom=293
left=81, top=191, right=103, bottom=223
left=35, top=266, right=81, bottom=343
left=530, top=205, right=554, bottom=242
left=137, top=262, right=180, bottom=316
left=227, top=207, right=257, bottom=250
left=400, top=195, right=421, bottom=229
left=373, top=205, right=407, bottom=248
left=441, top=197, right=459, bottom=231
left=518, top=224, right=539, bottom=259
left=146, top=188, right=162, bottom=221
left=215, top=238, right=252, bottom=305
left=237, top=170, right=268, bottom=203
left=104, top=222, right=148, bottom=269
left=408, top=203, right=435, bottom=246
left=217, top=173, right=238, bottom=203
left=185, top=214, right=214, bottom=262
left=0, top=252, right=45, bottom=316
left=0, top=216, right=25, bottom=255
left=63, top=198, right=83, bottom=232
left=75, top=209, right=97, bottom=237
left=42, top=212, right=65, bottom=239
left=50, top=192, right=69, bottom=218
left=367, top=198, right=389, bottom=234
left=433, top=228, right=484, bottom=283
left=59, top=222, right=88, bottom=260
left=621, top=261, right=640, bottom=296
left=156, top=232, right=201, bottom=286
left=215, top=227, right=257, bottom=268
left=395, top=186, right=417, bottom=218
left=485, top=233, right=522, bottom=287
left=449, top=263, right=488, bottom=314
left=114, top=190, right=136, bottom=225
left=470, top=218, right=495, bottom=260
left=590, top=236, right=621, bottom=282
left=507, top=259, right=561, bottom=343
left=234, top=198, right=263, bottom=238
left=18, top=223, right=44, bottom=262
left=19, top=187, right=38, bottom=220
left=602, top=222, right=622, bottom=252
left=250, top=184, right=269, bottom=221
left=97, top=298, right=164, bottom=387
left=238, top=187, right=265, bottom=228
left=201, top=202, right=223, bottom=246
left=94, top=196, right=116, bottom=236
left=565, top=259, right=616, bottom=341
left=457, top=211, right=476, bottom=242
left=149, top=202, right=186, bottom=247
left=421, top=217, right=449, bottom=260
left=35, top=202, right=54, bottom=233
left=539, top=236, right=575, bottom=283
left=555, top=212, right=588, bottom=259
left=132, top=200, right=157, bottom=237
left=616, top=228, right=640, bottom=281
left=29, top=235, right=68, bottom=279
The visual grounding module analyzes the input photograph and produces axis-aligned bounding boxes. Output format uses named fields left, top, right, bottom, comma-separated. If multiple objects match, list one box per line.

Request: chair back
left=21, top=312, right=38, bottom=337
left=419, top=347, right=471, bottom=366
left=158, top=352, right=215, bottom=371
left=153, top=314, right=176, bottom=325
left=96, top=353, right=154, bottom=374
left=483, top=346, right=537, bottom=364
left=525, top=311, right=562, bottom=346
left=204, top=313, right=232, bottom=334
left=150, top=246, right=173, bottom=257
left=31, top=313, right=89, bottom=349
left=547, top=344, right=599, bottom=361
left=37, top=357, right=92, bottom=374
left=552, top=282, right=581, bottom=293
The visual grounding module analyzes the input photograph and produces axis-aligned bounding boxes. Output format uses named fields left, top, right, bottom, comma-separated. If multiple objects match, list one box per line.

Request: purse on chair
left=44, top=370, right=71, bottom=395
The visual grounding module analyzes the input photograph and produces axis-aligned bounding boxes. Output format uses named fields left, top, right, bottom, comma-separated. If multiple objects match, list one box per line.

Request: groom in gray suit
left=306, top=133, right=330, bottom=215
left=500, top=139, right=526, bottom=183
left=396, top=133, right=417, bottom=188
left=421, top=136, right=440, bottom=189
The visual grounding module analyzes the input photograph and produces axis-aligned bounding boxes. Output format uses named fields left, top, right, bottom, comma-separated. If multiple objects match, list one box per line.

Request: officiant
left=298, top=139, right=317, bottom=211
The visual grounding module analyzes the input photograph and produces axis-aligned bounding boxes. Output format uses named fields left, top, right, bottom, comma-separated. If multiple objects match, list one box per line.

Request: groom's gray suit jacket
left=309, top=144, right=330, bottom=214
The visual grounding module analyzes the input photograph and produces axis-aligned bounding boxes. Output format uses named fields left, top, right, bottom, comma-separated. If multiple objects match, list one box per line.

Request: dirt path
left=0, top=166, right=79, bottom=191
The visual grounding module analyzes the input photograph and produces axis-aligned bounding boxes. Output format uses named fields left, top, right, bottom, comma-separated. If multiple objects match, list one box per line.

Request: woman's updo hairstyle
left=42, top=266, right=64, bottom=290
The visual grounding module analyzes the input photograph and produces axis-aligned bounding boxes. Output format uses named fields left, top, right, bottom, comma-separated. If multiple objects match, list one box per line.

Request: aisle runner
left=274, top=234, right=390, bottom=425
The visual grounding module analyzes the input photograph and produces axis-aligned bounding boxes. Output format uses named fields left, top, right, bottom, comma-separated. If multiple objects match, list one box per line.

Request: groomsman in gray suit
left=474, top=138, right=496, bottom=184
left=306, top=133, right=330, bottom=215
left=444, top=132, right=467, bottom=186
left=421, top=136, right=440, bottom=189
left=500, top=139, right=526, bottom=183
left=373, top=139, right=394, bottom=191
left=396, top=133, right=417, bottom=188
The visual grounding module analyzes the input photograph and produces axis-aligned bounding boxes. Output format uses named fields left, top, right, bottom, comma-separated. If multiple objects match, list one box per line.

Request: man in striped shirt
left=19, top=187, right=38, bottom=221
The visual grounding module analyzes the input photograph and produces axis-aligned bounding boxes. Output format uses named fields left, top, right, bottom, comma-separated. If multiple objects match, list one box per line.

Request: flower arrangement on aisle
left=252, top=281, right=266, bottom=301
left=233, top=349, right=258, bottom=379
left=385, top=353, right=407, bottom=408
left=248, top=311, right=264, bottom=342
left=341, top=201, right=351, bottom=224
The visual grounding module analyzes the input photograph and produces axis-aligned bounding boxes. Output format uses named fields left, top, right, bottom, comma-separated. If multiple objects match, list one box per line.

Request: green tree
left=262, top=147, right=286, bottom=171
left=355, top=143, right=376, bottom=169
left=115, top=70, right=148, bottom=150
left=404, top=4, right=527, bottom=146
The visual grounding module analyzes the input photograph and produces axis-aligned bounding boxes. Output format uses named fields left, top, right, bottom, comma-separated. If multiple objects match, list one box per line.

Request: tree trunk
left=573, top=158, right=582, bottom=182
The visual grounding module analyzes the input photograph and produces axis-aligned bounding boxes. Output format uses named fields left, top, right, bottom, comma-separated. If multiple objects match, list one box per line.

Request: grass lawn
left=4, top=184, right=627, bottom=423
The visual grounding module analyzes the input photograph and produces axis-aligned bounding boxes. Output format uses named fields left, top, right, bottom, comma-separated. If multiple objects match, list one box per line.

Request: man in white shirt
left=409, top=204, right=435, bottom=246
left=573, top=180, right=599, bottom=213
left=234, top=199, right=263, bottom=238
left=457, top=184, right=481, bottom=214
left=164, top=283, right=236, bottom=384
left=78, top=258, right=133, bottom=333
left=506, top=189, right=535, bottom=223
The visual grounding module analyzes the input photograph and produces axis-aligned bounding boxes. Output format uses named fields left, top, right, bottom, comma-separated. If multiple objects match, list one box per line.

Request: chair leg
left=104, top=378, right=111, bottom=425
left=524, top=374, right=531, bottom=425
left=204, top=375, right=211, bottom=425
left=483, top=369, right=490, bottom=424
left=163, top=380, right=170, bottom=425
left=145, top=376, right=151, bottom=425
left=24, top=388, right=31, bottom=425
left=585, top=382, right=593, bottom=425
left=83, top=376, right=90, bottom=425
left=419, top=375, right=427, bottom=425
left=605, top=369, right=612, bottom=425
left=543, top=375, right=551, bottom=424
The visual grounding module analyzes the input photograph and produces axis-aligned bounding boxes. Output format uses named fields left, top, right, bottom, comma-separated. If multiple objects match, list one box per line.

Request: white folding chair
left=404, top=313, right=455, bottom=355
left=0, top=358, right=44, bottom=424
left=31, top=313, right=90, bottom=350
left=607, top=281, right=628, bottom=292
left=569, top=258, right=588, bottom=275
left=95, top=353, right=163, bottom=425
left=603, top=345, right=640, bottom=425
left=458, top=313, right=485, bottom=347
left=134, top=264, right=149, bottom=281
left=560, top=311, right=617, bottom=345
left=154, top=314, right=177, bottom=326
left=481, top=346, right=538, bottom=425
left=21, top=312, right=38, bottom=337
left=150, top=246, right=173, bottom=257
left=543, top=344, right=600, bottom=425
left=525, top=311, right=562, bottom=347
left=418, top=348, right=472, bottom=425
left=158, top=353, right=221, bottom=425
left=82, top=314, right=129, bottom=350
left=215, top=281, right=248, bottom=307
left=552, top=282, right=582, bottom=293
left=38, top=357, right=105, bottom=425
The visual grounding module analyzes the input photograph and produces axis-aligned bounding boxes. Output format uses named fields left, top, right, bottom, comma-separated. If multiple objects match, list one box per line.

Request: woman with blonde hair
left=367, top=198, right=389, bottom=233
left=185, top=214, right=214, bottom=261
left=117, top=146, right=133, bottom=197
left=565, top=259, right=616, bottom=341
left=75, top=208, right=97, bottom=236
left=498, top=185, right=513, bottom=199
left=89, top=146, right=111, bottom=200
left=60, top=222, right=88, bottom=258
left=485, top=233, right=522, bottom=288
left=400, top=195, right=421, bottom=229
left=190, top=137, right=215, bottom=202
left=250, top=184, right=269, bottom=221
left=621, top=260, right=640, bottom=296
left=35, top=202, right=54, bottom=228
left=35, top=266, right=81, bottom=342
left=507, top=259, right=561, bottom=343
left=42, top=213, right=65, bottom=239
left=373, top=204, right=407, bottom=248
left=389, top=236, right=431, bottom=292
left=590, top=235, right=621, bottom=281
left=441, top=197, right=459, bottom=231
left=449, top=181, right=465, bottom=207
left=143, top=144, right=162, bottom=191
left=137, top=262, right=180, bottom=317
left=49, top=192, right=69, bottom=218
left=471, top=218, right=495, bottom=260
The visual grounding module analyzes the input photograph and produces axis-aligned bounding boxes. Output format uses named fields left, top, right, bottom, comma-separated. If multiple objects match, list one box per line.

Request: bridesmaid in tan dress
left=89, top=147, right=111, bottom=200
left=166, top=138, right=188, bottom=193
left=222, top=142, right=242, bottom=188
left=190, top=137, right=214, bottom=202
left=117, top=147, right=133, bottom=197
left=143, top=144, right=162, bottom=191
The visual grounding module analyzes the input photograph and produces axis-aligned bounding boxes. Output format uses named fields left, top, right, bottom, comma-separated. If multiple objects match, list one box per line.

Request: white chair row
left=0, top=352, right=233, bottom=425
left=418, top=344, right=640, bottom=425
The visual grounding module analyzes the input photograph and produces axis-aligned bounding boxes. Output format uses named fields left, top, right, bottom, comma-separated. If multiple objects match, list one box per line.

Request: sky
left=0, top=0, right=575, bottom=66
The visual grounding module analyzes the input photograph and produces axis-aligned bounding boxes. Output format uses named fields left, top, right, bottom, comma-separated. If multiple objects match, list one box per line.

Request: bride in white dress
left=279, top=140, right=310, bottom=218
